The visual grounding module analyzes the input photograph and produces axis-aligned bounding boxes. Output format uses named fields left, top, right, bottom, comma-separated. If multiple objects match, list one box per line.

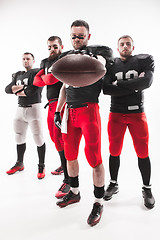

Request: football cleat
left=56, top=190, right=80, bottom=208
left=51, top=166, right=63, bottom=175
left=6, top=162, right=24, bottom=175
left=103, top=182, right=119, bottom=201
left=142, top=187, right=155, bottom=209
left=37, top=164, right=45, bottom=179
left=87, top=202, right=103, bottom=227
left=55, top=183, right=70, bottom=199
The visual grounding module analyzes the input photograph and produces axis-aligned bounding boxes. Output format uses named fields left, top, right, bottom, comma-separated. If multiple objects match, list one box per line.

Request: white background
left=0, top=0, right=160, bottom=239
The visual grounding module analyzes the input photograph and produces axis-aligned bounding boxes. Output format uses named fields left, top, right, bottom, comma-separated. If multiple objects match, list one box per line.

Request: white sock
left=71, top=187, right=79, bottom=195
left=143, top=184, right=151, bottom=189
left=94, top=198, right=103, bottom=205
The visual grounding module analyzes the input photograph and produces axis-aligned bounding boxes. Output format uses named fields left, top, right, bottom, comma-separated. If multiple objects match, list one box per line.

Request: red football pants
left=62, top=103, right=102, bottom=168
left=47, top=100, right=64, bottom=152
left=108, top=112, right=149, bottom=158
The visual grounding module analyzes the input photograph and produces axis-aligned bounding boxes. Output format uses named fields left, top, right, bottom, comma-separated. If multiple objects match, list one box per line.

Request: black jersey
left=5, top=68, right=42, bottom=106
left=103, top=54, right=154, bottom=113
left=59, top=45, right=113, bottom=105
left=40, top=58, right=63, bottom=100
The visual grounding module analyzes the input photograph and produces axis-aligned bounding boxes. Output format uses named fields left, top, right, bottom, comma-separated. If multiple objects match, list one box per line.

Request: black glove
left=88, top=45, right=114, bottom=64
left=54, top=112, right=61, bottom=129
left=69, top=49, right=98, bottom=59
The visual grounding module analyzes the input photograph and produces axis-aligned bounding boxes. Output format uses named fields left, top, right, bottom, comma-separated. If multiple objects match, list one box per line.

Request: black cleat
left=56, top=190, right=80, bottom=208
left=142, top=187, right=155, bottom=209
left=51, top=166, right=63, bottom=175
left=103, top=182, right=119, bottom=201
left=87, top=202, right=103, bottom=227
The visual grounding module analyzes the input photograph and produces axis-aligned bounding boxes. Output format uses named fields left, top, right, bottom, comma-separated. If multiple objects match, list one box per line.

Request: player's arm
left=54, top=83, right=66, bottom=129
left=34, top=67, right=59, bottom=86
left=5, top=80, right=26, bottom=96
left=117, top=55, right=154, bottom=91
left=88, top=45, right=114, bottom=68
left=117, top=70, right=153, bottom=91
left=103, top=67, right=135, bottom=96
left=5, top=79, right=25, bottom=96
left=13, top=70, right=43, bottom=97
left=56, top=83, right=66, bottom=112
left=5, top=72, right=21, bottom=94
left=11, top=85, right=24, bottom=94
left=33, top=69, right=46, bottom=87
left=22, top=70, right=43, bottom=97
left=11, top=85, right=38, bottom=97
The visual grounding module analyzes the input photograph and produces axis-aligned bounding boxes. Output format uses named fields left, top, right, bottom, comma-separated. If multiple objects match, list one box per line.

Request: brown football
left=51, top=54, right=106, bottom=87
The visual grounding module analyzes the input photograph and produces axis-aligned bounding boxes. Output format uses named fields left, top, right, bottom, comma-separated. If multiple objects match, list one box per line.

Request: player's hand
left=73, top=49, right=98, bottom=59
left=54, top=112, right=61, bottom=129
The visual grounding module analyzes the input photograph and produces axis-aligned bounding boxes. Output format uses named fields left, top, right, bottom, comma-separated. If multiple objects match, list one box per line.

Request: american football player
left=103, top=35, right=155, bottom=209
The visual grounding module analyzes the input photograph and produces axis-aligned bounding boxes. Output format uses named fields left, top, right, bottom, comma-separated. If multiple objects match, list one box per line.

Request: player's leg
left=104, top=113, right=127, bottom=200
left=54, top=150, right=70, bottom=198
left=47, top=102, right=70, bottom=197
left=28, top=104, right=46, bottom=179
left=6, top=107, right=27, bottom=175
left=48, top=105, right=69, bottom=182
left=47, top=102, right=64, bottom=175
left=86, top=163, right=104, bottom=227
left=56, top=115, right=82, bottom=208
left=78, top=103, right=104, bottom=226
left=128, top=112, right=155, bottom=208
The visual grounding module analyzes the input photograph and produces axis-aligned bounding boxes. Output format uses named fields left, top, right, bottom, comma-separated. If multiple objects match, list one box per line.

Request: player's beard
left=120, top=49, right=132, bottom=59
left=48, top=51, right=60, bottom=61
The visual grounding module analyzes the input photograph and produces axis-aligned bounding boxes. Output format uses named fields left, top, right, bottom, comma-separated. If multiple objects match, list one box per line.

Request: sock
left=69, top=176, right=79, bottom=194
left=138, top=156, right=151, bottom=186
left=143, top=185, right=151, bottom=189
left=71, top=187, right=79, bottom=195
left=109, top=155, right=120, bottom=182
left=17, top=143, right=26, bottom=163
left=110, top=180, right=117, bottom=184
left=37, top=143, right=46, bottom=166
left=58, top=150, right=69, bottom=184
left=94, top=185, right=104, bottom=204
left=94, top=197, right=103, bottom=205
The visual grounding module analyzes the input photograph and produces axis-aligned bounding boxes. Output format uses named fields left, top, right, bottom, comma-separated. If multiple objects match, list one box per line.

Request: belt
left=44, top=98, right=58, bottom=109
left=67, top=103, right=88, bottom=109
left=18, top=105, right=32, bottom=108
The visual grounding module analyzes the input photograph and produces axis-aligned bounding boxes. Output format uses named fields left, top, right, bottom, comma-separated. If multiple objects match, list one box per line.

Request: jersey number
left=115, top=70, right=138, bottom=80
left=16, top=78, right=28, bottom=86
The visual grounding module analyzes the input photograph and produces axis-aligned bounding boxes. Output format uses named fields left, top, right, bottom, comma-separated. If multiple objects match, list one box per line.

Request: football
left=51, top=54, right=106, bottom=87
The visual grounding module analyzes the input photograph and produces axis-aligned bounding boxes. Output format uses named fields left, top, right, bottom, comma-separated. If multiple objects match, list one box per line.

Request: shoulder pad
left=15, top=71, right=24, bottom=75
left=32, top=68, right=40, bottom=73
left=12, top=71, right=25, bottom=78
left=41, top=58, right=48, bottom=62
left=87, top=45, right=114, bottom=63
left=59, top=51, right=72, bottom=59
left=40, top=59, right=46, bottom=69
left=136, top=54, right=152, bottom=60
left=136, top=54, right=154, bottom=72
